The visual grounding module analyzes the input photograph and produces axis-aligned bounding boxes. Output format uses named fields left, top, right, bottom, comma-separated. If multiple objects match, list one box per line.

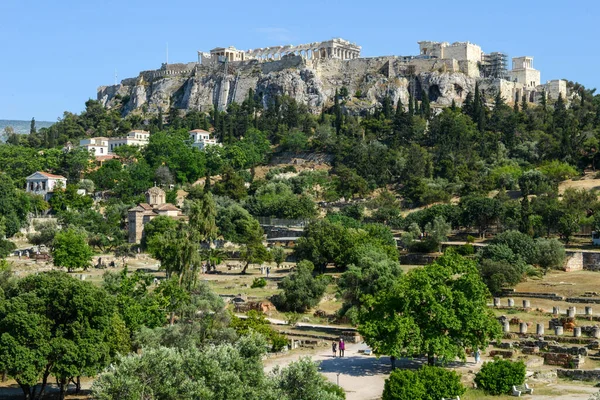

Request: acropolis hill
left=98, top=38, right=569, bottom=116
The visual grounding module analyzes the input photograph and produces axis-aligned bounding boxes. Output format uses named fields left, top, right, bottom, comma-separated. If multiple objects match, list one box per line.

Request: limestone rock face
left=98, top=56, right=480, bottom=116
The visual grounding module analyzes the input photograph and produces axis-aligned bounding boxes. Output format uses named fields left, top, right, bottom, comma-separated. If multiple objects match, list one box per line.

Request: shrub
left=455, top=244, right=475, bottom=256
left=474, top=359, right=525, bottom=395
left=382, top=366, right=465, bottom=400
left=251, top=277, right=267, bottom=288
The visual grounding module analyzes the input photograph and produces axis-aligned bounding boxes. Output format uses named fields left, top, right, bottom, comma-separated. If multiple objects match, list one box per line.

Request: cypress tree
left=450, top=99, right=457, bottom=111
left=30, top=118, right=36, bottom=135
left=334, top=89, right=342, bottom=134
left=521, top=94, right=528, bottom=112
left=421, top=90, right=430, bottom=119
left=158, top=108, right=164, bottom=131
left=408, top=91, right=414, bottom=116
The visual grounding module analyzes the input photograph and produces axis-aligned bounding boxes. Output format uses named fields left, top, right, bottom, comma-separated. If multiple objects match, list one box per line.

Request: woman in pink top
left=338, top=338, right=345, bottom=357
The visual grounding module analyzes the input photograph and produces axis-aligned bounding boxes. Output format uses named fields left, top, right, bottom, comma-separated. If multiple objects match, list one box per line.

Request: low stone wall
left=567, top=297, right=600, bottom=304
left=501, top=289, right=564, bottom=301
left=400, top=253, right=439, bottom=265
left=543, top=353, right=584, bottom=368
left=489, top=350, right=514, bottom=358
left=557, top=369, right=600, bottom=381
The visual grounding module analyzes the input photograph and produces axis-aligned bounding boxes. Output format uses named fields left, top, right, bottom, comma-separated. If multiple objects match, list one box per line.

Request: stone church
left=127, top=186, right=185, bottom=243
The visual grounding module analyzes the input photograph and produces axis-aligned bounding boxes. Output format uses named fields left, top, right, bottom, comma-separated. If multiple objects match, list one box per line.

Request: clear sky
left=1, top=0, right=598, bottom=121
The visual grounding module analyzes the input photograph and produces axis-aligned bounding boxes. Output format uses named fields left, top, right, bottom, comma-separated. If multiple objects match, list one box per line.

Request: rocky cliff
left=98, top=55, right=481, bottom=116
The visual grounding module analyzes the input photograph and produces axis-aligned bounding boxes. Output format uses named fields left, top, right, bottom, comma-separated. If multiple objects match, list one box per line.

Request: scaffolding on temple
left=481, top=52, right=509, bottom=79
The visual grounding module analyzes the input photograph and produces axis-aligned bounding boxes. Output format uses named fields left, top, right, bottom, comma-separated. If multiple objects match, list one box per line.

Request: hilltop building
left=199, top=38, right=361, bottom=65
left=127, top=186, right=185, bottom=243
left=189, top=129, right=219, bottom=150
left=25, top=171, right=67, bottom=200
left=80, top=137, right=109, bottom=156
left=79, top=130, right=150, bottom=157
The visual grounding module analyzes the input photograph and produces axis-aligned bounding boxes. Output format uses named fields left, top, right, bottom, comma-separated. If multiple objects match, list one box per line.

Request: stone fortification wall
left=97, top=55, right=478, bottom=116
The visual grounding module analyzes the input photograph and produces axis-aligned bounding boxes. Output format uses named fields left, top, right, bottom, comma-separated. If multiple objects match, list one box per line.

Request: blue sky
left=1, top=0, right=598, bottom=121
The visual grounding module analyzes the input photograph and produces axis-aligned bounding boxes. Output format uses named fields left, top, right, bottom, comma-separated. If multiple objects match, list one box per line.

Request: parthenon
left=199, top=38, right=361, bottom=64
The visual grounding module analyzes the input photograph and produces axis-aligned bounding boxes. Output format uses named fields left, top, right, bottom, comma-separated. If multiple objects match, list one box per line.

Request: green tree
left=535, top=238, right=566, bottom=273
left=52, top=228, right=93, bottom=272
left=271, top=246, right=286, bottom=268
left=338, top=247, right=402, bottom=323
left=0, top=272, right=117, bottom=400
left=359, top=252, right=501, bottom=365
left=273, top=260, right=328, bottom=312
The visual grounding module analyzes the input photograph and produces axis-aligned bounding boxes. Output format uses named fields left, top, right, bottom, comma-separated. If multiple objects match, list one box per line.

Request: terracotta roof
left=156, top=203, right=181, bottom=212
left=95, top=155, right=118, bottom=161
left=139, top=203, right=154, bottom=210
left=35, top=171, right=67, bottom=179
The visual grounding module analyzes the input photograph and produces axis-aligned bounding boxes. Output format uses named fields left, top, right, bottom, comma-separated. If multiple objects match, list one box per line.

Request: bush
left=251, top=277, right=267, bottom=288
left=455, top=244, right=475, bottom=256
left=474, top=359, right=525, bottom=395
left=382, top=366, right=465, bottom=400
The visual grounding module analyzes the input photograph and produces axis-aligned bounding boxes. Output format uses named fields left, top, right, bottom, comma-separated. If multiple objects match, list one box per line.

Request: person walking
left=266, top=267, right=271, bottom=278
left=332, top=341, right=337, bottom=358
left=474, top=348, right=481, bottom=364
left=338, top=338, right=345, bottom=357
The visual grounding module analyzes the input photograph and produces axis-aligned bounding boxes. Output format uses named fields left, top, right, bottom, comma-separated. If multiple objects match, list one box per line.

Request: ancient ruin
left=199, top=38, right=361, bottom=64
left=98, top=38, right=571, bottom=116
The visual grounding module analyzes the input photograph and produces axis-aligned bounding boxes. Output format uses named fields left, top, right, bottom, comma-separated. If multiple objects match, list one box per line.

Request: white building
left=509, top=56, right=541, bottom=89
left=108, top=130, right=150, bottom=153
left=79, top=137, right=109, bottom=156
left=25, top=171, right=67, bottom=200
left=189, top=129, right=219, bottom=150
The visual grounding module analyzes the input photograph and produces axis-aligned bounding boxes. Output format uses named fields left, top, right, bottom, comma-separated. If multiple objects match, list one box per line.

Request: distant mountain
left=0, top=119, right=54, bottom=135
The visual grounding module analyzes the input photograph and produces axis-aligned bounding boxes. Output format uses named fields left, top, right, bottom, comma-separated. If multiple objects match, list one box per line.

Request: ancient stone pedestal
left=567, top=308, right=576, bottom=318
left=523, top=300, right=531, bottom=309
left=520, top=322, right=528, bottom=334
left=555, top=326, right=564, bottom=335
left=537, top=323, right=545, bottom=336
left=553, top=306, right=560, bottom=315
left=507, top=298, right=514, bottom=307
left=503, top=321, right=510, bottom=333
left=574, top=327, right=582, bottom=337
left=494, top=298, right=501, bottom=307
left=585, top=306, right=593, bottom=316
left=594, top=328, right=600, bottom=339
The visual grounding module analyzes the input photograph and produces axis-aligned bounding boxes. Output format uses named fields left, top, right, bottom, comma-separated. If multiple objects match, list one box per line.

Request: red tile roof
left=37, top=171, right=67, bottom=179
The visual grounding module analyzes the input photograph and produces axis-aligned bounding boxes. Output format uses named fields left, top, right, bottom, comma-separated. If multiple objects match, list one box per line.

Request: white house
left=79, top=137, right=109, bottom=156
left=189, top=129, right=219, bottom=150
left=25, top=171, right=67, bottom=200
left=108, top=130, right=150, bottom=153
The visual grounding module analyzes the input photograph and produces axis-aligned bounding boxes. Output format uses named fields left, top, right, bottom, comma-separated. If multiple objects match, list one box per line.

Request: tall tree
left=359, top=252, right=501, bottom=365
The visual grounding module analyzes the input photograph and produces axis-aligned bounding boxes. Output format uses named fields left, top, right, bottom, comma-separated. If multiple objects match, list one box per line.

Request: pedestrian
left=474, top=348, right=481, bottom=364
left=338, top=338, right=345, bottom=357
left=332, top=341, right=337, bottom=358
left=266, top=267, right=271, bottom=278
